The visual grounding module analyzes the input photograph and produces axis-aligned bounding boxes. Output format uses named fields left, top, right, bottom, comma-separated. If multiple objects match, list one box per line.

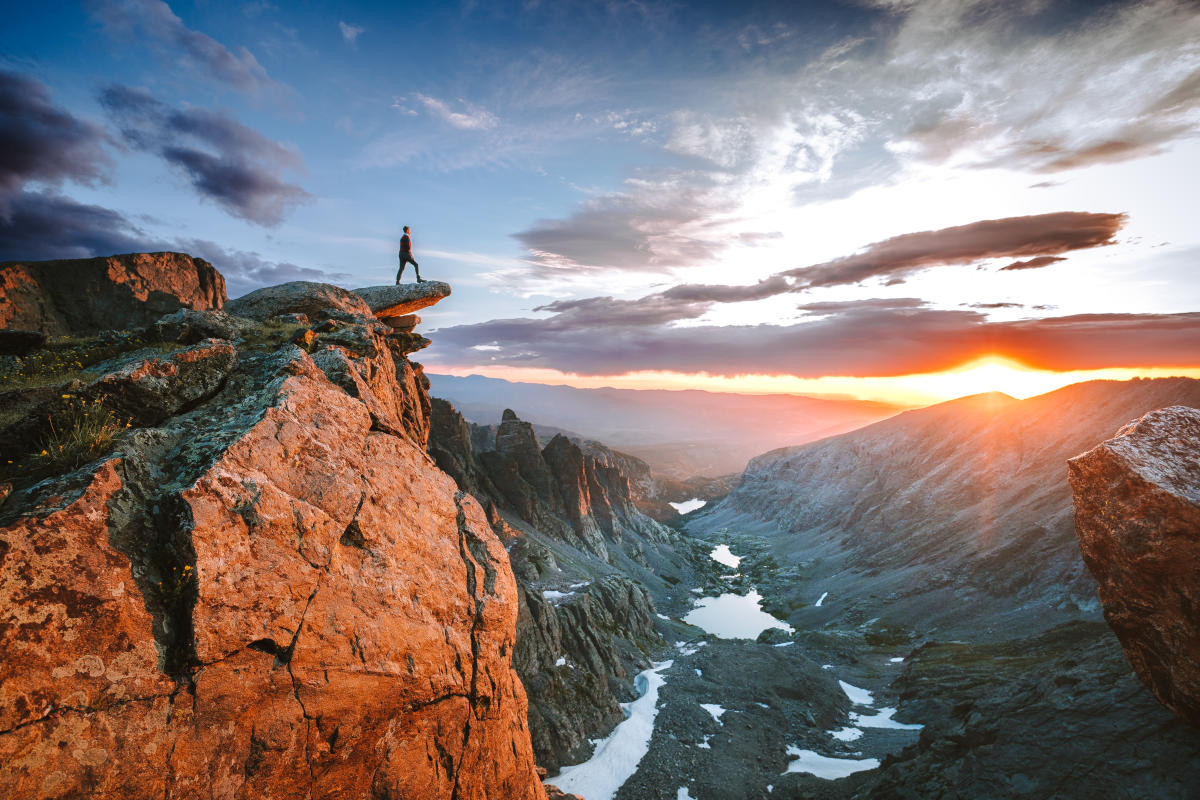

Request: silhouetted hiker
left=396, top=225, right=424, bottom=284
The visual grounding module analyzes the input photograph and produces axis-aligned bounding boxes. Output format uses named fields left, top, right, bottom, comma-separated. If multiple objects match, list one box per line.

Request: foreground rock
left=0, top=252, right=226, bottom=335
left=354, top=281, right=452, bottom=317
left=0, top=272, right=546, bottom=798
left=1069, top=404, right=1200, bottom=728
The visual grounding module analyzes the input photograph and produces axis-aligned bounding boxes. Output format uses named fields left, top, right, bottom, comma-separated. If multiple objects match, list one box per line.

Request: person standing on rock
left=396, top=226, right=425, bottom=284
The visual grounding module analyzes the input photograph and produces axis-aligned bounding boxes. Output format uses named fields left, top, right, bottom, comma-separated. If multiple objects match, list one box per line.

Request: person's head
left=403, top=225, right=410, bottom=233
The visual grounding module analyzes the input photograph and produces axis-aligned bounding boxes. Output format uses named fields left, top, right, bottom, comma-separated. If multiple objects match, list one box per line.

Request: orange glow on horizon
left=426, top=356, right=1200, bottom=408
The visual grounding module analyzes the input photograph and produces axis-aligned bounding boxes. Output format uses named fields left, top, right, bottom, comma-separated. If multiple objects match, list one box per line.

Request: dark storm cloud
left=430, top=298, right=1200, bottom=378
left=86, top=0, right=285, bottom=96
left=177, top=239, right=351, bottom=298
left=783, top=212, right=1125, bottom=288
left=100, top=86, right=309, bottom=226
left=0, top=71, right=111, bottom=198
left=0, top=191, right=157, bottom=261
left=1000, top=255, right=1067, bottom=271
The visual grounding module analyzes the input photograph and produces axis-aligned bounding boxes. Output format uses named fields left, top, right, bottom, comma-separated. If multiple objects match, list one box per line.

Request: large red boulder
left=0, top=252, right=226, bottom=335
left=1069, top=404, right=1200, bottom=728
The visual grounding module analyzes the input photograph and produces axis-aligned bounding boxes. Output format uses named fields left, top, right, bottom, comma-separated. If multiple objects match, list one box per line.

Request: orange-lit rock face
left=1069, top=405, right=1200, bottom=729
left=0, top=252, right=226, bottom=335
left=0, top=348, right=546, bottom=799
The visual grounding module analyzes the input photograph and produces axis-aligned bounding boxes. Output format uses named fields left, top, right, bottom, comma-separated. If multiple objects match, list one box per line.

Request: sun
left=901, top=356, right=1080, bottom=401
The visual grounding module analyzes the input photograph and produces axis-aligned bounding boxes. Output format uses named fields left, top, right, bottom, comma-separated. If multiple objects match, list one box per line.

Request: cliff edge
left=0, top=262, right=546, bottom=798
left=1069, top=404, right=1200, bottom=728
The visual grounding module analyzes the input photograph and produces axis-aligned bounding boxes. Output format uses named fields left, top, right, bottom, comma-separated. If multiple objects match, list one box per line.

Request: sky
left=3, top=0, right=1199, bottom=406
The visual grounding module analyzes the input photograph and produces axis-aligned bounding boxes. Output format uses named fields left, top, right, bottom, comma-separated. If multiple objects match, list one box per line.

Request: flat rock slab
left=227, top=281, right=373, bottom=322
left=353, top=282, right=451, bottom=317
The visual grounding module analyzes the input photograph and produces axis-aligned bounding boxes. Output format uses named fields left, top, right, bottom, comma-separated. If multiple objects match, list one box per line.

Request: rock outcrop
left=0, top=252, right=226, bottom=335
left=0, top=273, right=547, bottom=799
left=353, top=281, right=452, bottom=318
left=1069, top=404, right=1200, bottom=728
left=431, top=403, right=674, bottom=561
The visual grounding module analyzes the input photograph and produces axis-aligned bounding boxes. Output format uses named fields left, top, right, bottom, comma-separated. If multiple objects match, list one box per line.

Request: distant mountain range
left=696, top=376, right=1200, bottom=637
left=428, top=373, right=903, bottom=479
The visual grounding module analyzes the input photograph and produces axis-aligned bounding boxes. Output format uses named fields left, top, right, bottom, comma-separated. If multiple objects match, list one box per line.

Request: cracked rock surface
left=0, top=280, right=545, bottom=798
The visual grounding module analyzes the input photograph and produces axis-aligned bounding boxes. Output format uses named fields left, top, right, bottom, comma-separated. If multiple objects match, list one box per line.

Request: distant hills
left=428, top=373, right=903, bottom=479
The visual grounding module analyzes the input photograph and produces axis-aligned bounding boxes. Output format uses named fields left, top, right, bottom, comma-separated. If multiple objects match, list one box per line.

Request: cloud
left=100, top=85, right=309, bottom=225
left=429, top=297, right=1200, bottom=378
left=415, top=93, right=498, bottom=130
left=339, top=21, right=365, bottom=45
left=0, top=191, right=157, bottom=260
left=784, top=212, right=1125, bottom=288
left=513, top=176, right=731, bottom=274
left=885, top=0, right=1200, bottom=173
left=176, top=238, right=351, bottom=298
left=1000, top=255, right=1067, bottom=271
left=87, top=0, right=285, bottom=96
left=0, top=70, right=111, bottom=199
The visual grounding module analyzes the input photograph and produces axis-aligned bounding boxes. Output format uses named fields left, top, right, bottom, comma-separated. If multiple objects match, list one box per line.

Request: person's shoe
left=417, top=277, right=425, bottom=283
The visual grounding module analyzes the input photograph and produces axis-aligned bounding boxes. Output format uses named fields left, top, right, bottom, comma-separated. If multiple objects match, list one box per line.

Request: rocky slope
left=706, top=378, right=1200, bottom=635
left=1069, top=404, right=1200, bottom=728
left=428, top=399, right=709, bottom=773
left=675, top=378, right=1200, bottom=798
left=0, top=266, right=548, bottom=798
left=0, top=252, right=226, bottom=335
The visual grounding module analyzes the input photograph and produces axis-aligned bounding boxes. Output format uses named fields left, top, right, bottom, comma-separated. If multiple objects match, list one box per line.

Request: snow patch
left=850, top=707, right=924, bottom=730
left=709, top=544, right=741, bottom=568
left=783, top=746, right=880, bottom=779
left=543, top=590, right=574, bottom=601
left=828, top=727, right=864, bottom=742
left=552, top=660, right=674, bottom=800
left=676, top=788, right=696, bottom=800
left=889, top=657, right=905, bottom=663
left=815, top=591, right=829, bottom=607
left=670, top=498, right=707, bottom=514
left=838, top=680, right=874, bottom=706
left=555, top=657, right=567, bottom=667
left=700, top=703, right=726, bottom=723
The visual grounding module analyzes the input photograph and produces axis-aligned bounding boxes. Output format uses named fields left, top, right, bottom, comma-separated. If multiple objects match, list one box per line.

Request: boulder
left=151, top=308, right=252, bottom=344
left=353, top=281, right=452, bottom=317
left=0, top=252, right=226, bottom=335
left=226, top=281, right=372, bottom=322
left=1069, top=405, right=1200, bottom=728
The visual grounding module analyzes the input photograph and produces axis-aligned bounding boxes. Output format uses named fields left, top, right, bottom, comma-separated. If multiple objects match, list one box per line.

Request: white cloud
left=415, top=93, right=498, bottom=130
left=339, top=21, right=364, bottom=45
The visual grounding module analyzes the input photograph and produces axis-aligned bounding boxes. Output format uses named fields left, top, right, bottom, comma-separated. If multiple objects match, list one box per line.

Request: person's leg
left=396, top=252, right=405, bottom=283
left=413, top=258, right=423, bottom=282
